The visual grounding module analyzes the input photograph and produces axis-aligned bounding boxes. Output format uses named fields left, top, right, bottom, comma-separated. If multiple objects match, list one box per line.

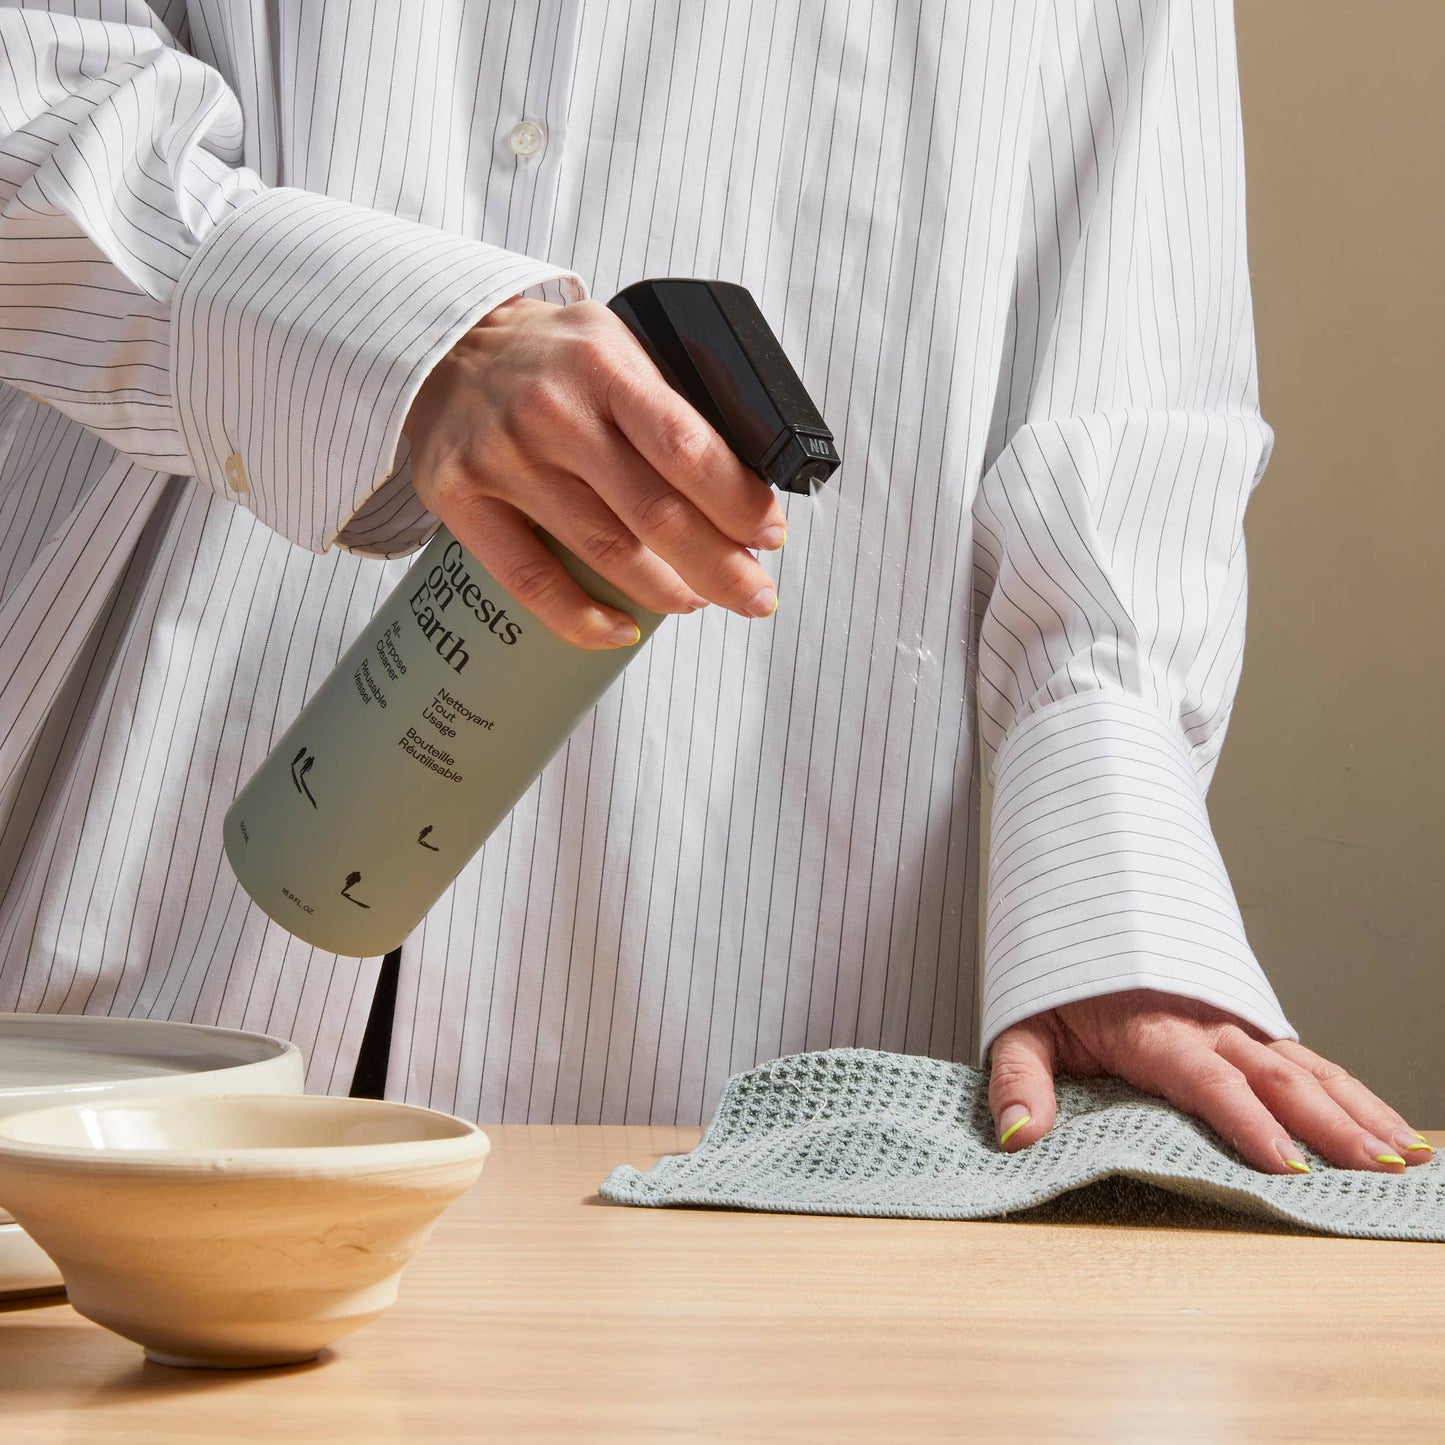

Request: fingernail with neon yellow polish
left=998, top=1105, right=1031, bottom=1149
left=607, top=620, right=642, bottom=647
left=1395, top=1130, right=1434, bottom=1156
left=1364, top=1135, right=1406, bottom=1167
left=1273, top=1137, right=1310, bottom=1174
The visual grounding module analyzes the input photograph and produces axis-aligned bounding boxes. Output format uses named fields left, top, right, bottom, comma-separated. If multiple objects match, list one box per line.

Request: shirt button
left=505, top=118, right=547, bottom=159
left=223, top=452, right=249, bottom=494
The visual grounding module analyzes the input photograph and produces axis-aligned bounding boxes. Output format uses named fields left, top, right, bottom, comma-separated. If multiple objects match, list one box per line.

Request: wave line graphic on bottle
left=341, top=872, right=370, bottom=909
left=291, top=748, right=317, bottom=808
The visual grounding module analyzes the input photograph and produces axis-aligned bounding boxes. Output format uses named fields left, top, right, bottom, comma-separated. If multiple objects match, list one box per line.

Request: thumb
left=987, top=1019, right=1059, bottom=1151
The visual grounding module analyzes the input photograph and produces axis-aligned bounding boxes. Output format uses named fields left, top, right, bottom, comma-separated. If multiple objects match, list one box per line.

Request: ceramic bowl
left=0, top=1014, right=305, bottom=1296
left=0, top=1094, right=489, bottom=1368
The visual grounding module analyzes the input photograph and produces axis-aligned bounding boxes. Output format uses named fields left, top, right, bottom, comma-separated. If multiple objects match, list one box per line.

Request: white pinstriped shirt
left=0, top=0, right=1297, bottom=1122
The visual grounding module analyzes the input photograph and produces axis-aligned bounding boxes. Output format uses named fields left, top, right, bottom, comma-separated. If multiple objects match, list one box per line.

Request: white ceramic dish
left=0, top=1014, right=304, bottom=1295
left=0, top=1094, right=489, bottom=1368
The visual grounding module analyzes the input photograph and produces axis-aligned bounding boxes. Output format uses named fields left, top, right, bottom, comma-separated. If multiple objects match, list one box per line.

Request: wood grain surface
left=1, top=1125, right=1440, bottom=1443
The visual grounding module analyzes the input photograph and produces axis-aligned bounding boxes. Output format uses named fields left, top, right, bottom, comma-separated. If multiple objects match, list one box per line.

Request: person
left=0, top=0, right=1430, bottom=1175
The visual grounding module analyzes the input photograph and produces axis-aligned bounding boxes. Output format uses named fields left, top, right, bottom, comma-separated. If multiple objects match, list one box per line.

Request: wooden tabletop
left=2, top=1124, right=1441, bottom=1442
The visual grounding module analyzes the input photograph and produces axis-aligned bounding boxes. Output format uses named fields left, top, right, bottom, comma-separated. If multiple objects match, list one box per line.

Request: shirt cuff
left=979, top=691, right=1298, bottom=1062
left=169, top=187, right=587, bottom=556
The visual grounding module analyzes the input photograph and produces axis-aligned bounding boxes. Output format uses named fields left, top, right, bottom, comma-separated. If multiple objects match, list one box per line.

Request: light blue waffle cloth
left=599, top=1048, right=1443, bottom=1240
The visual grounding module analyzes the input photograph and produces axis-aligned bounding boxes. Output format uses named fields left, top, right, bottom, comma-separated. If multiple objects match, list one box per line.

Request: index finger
left=603, top=363, right=787, bottom=550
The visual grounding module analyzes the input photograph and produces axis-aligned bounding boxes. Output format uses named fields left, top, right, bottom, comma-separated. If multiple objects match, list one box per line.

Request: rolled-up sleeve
left=975, top=0, right=1297, bottom=1059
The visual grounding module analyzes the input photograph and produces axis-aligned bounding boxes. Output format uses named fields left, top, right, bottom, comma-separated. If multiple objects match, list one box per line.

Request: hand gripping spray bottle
left=223, top=279, right=841, bottom=956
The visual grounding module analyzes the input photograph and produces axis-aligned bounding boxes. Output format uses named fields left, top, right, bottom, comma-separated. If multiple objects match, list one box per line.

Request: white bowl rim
left=0, top=1094, right=489, bottom=1176
left=0, top=1013, right=302, bottom=1101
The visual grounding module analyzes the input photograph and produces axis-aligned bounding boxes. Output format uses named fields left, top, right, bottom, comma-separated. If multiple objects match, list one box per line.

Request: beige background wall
left=977, top=3, right=1443, bottom=1123
left=1218, top=3, right=1442, bottom=1121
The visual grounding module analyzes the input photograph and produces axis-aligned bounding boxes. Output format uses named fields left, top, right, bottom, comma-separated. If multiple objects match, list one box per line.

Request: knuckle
left=986, top=1060, right=1036, bottom=1102
left=575, top=524, right=634, bottom=570
left=1264, top=1057, right=1316, bottom=1093
left=631, top=488, right=693, bottom=545
left=428, top=465, right=473, bottom=517
left=429, top=463, right=496, bottom=526
left=502, top=555, right=561, bottom=610
left=1311, top=1059, right=1355, bottom=1089
left=568, top=298, right=614, bottom=329
left=657, top=417, right=714, bottom=480
left=505, top=375, right=567, bottom=431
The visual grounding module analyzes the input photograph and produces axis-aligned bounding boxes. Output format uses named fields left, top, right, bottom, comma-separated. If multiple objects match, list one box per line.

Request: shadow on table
left=0, top=1314, right=332, bottom=1401
left=990, top=1173, right=1310, bottom=1234
left=0, top=1289, right=68, bottom=1313
left=580, top=1173, right=1313, bottom=1235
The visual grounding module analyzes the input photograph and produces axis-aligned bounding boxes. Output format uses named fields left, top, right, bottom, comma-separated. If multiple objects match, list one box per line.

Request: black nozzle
left=608, top=278, right=841, bottom=494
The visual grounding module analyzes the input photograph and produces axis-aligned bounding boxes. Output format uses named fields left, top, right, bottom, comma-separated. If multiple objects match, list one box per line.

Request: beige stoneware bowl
left=0, top=1094, right=489, bottom=1368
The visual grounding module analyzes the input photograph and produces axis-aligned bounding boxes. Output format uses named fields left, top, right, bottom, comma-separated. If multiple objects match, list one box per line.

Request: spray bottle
left=223, top=279, right=840, bottom=956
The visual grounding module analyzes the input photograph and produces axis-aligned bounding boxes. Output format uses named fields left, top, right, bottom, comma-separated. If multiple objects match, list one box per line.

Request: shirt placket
left=489, top=0, right=584, bottom=265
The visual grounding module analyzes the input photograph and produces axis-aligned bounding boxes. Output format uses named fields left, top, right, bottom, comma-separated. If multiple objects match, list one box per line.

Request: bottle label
left=223, top=527, right=663, bottom=955
left=406, top=536, right=524, bottom=672
left=353, top=620, right=491, bottom=785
